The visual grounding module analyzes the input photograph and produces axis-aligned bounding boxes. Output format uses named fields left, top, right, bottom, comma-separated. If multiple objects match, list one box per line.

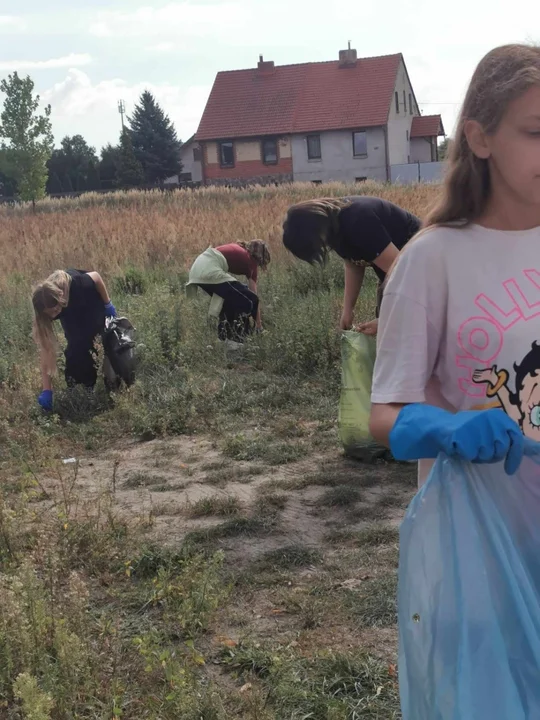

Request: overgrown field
left=0, top=182, right=438, bottom=719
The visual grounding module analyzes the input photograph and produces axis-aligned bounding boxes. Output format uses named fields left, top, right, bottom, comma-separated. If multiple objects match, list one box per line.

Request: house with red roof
left=196, top=46, right=444, bottom=186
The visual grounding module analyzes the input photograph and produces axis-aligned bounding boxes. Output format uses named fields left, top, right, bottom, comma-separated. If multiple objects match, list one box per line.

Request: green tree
left=46, top=134, right=98, bottom=194
left=99, top=143, right=121, bottom=190
left=0, top=72, right=53, bottom=202
left=86, top=160, right=101, bottom=191
left=116, top=130, right=144, bottom=189
left=47, top=171, right=62, bottom=194
left=128, top=90, right=182, bottom=185
left=438, top=137, right=452, bottom=160
left=0, top=149, right=17, bottom=196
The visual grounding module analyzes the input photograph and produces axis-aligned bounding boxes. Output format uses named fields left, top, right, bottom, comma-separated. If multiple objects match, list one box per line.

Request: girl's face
left=484, top=85, right=540, bottom=209
left=44, top=304, right=62, bottom=319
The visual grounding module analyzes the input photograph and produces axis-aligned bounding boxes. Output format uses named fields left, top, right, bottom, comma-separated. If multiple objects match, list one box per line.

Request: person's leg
left=197, top=283, right=214, bottom=297
left=64, top=335, right=99, bottom=388
left=204, top=282, right=258, bottom=342
left=219, top=283, right=258, bottom=342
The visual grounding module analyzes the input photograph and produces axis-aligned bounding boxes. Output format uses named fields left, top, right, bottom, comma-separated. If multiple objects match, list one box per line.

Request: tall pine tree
left=116, top=130, right=144, bottom=189
left=128, top=91, right=182, bottom=185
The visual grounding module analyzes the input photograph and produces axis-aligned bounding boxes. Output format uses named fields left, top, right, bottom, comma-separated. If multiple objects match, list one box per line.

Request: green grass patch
left=186, top=495, right=241, bottom=518
left=317, top=485, right=363, bottom=507
left=255, top=544, right=322, bottom=571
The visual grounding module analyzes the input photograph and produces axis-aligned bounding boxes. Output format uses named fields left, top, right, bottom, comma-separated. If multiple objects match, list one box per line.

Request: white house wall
left=291, top=127, right=387, bottom=183
left=180, top=141, right=203, bottom=183
left=387, top=59, right=417, bottom=166
left=410, top=137, right=433, bottom=164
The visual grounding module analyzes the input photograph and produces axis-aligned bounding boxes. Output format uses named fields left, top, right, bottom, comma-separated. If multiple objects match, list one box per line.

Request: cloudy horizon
left=0, top=1, right=537, bottom=152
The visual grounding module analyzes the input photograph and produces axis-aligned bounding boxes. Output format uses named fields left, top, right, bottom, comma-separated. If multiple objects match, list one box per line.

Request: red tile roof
left=410, top=114, right=444, bottom=138
left=196, top=54, right=402, bottom=141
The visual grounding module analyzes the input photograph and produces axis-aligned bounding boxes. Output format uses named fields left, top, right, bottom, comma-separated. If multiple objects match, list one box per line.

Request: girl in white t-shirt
left=370, top=43, right=540, bottom=483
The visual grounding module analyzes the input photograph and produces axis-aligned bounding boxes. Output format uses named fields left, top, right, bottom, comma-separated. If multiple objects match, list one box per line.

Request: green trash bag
left=338, top=331, right=391, bottom=462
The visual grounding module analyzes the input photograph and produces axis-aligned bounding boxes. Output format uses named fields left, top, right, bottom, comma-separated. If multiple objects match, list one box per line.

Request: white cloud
left=43, top=69, right=210, bottom=148
left=0, top=53, right=92, bottom=72
left=0, top=15, right=25, bottom=30
left=89, top=2, right=250, bottom=38
left=147, top=42, right=175, bottom=54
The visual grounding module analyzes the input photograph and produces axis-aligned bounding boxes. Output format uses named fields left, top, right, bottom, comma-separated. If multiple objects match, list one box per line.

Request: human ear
left=464, top=119, right=491, bottom=159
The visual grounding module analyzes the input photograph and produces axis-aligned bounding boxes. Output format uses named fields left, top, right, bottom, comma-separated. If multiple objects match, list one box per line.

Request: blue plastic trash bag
left=399, top=439, right=540, bottom=720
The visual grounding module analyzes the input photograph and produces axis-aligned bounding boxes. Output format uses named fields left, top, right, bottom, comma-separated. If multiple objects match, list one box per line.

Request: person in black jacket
left=282, top=196, right=421, bottom=335
left=32, top=269, right=117, bottom=411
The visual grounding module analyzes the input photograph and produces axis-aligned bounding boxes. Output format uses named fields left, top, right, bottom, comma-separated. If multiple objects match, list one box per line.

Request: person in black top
left=32, top=269, right=117, bottom=411
left=282, top=196, right=421, bottom=335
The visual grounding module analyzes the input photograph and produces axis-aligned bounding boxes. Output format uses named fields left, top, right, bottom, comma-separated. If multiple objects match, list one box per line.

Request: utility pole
left=117, top=99, right=126, bottom=132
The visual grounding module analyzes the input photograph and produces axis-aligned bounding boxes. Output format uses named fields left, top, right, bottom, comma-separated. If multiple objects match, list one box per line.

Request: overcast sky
left=0, top=0, right=537, bottom=152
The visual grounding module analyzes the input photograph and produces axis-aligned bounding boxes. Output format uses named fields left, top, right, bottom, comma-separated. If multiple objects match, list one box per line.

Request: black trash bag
left=103, top=316, right=137, bottom=389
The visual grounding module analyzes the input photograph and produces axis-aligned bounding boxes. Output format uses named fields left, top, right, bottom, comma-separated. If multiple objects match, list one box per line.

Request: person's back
left=336, top=196, right=421, bottom=281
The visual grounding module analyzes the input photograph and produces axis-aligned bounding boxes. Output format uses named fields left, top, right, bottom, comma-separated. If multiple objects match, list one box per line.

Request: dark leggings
left=64, top=332, right=102, bottom=388
left=198, top=281, right=259, bottom=342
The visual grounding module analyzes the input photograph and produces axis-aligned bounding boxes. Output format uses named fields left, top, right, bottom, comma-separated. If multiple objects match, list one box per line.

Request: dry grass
left=0, top=182, right=439, bottom=284
left=0, top=182, right=429, bottom=717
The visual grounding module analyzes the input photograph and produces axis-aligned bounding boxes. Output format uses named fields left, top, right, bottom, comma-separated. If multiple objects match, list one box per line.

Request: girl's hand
left=473, top=366, right=498, bottom=386
left=104, top=301, right=117, bottom=318
left=355, top=319, right=378, bottom=336
left=38, top=389, right=53, bottom=412
left=340, top=310, right=354, bottom=331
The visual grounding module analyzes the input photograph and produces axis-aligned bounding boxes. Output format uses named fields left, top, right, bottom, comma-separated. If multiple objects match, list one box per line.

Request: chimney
left=339, top=41, right=357, bottom=68
left=257, top=54, right=275, bottom=74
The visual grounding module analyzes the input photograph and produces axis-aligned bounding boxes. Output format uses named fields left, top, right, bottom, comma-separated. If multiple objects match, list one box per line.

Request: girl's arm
left=369, top=403, right=405, bottom=446
left=40, top=357, right=53, bottom=391
left=248, top=279, right=262, bottom=328
left=341, top=261, right=365, bottom=330
left=87, top=271, right=111, bottom=303
left=371, top=242, right=400, bottom=274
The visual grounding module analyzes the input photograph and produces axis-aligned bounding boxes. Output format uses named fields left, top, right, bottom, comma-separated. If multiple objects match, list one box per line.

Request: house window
left=409, top=93, right=413, bottom=115
left=403, top=90, right=406, bottom=111
left=262, top=138, right=278, bottom=164
left=406, top=130, right=409, bottom=142
left=219, top=141, right=234, bottom=168
left=352, top=131, right=368, bottom=157
left=307, top=134, right=321, bottom=160
left=193, top=146, right=201, bottom=162
left=395, top=91, right=399, bottom=114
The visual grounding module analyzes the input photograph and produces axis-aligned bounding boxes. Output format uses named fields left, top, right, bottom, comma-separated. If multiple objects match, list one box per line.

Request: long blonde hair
left=32, top=270, right=72, bottom=376
left=426, top=44, right=540, bottom=228
left=237, top=239, right=271, bottom=270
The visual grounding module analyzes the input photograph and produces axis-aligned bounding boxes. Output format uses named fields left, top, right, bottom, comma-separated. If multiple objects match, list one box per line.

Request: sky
left=0, top=0, right=538, bottom=152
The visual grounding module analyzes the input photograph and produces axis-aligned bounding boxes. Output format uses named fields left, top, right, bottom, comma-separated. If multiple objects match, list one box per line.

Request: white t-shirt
left=371, top=223, right=540, bottom=485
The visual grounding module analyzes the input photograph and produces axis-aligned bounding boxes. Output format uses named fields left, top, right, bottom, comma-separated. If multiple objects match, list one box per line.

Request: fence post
left=417, top=162, right=421, bottom=182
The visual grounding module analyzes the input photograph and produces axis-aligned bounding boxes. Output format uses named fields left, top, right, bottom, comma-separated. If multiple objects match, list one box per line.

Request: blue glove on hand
left=38, top=389, right=53, bottom=412
left=104, top=301, right=117, bottom=318
left=389, top=404, right=524, bottom=475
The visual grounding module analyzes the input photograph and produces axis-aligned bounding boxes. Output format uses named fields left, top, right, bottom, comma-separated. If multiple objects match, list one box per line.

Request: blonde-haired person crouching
left=32, top=268, right=117, bottom=411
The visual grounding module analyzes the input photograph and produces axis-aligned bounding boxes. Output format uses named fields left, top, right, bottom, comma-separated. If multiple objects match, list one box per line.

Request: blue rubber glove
left=389, top=404, right=524, bottom=475
left=38, top=389, right=53, bottom=412
left=104, top=301, right=117, bottom=318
